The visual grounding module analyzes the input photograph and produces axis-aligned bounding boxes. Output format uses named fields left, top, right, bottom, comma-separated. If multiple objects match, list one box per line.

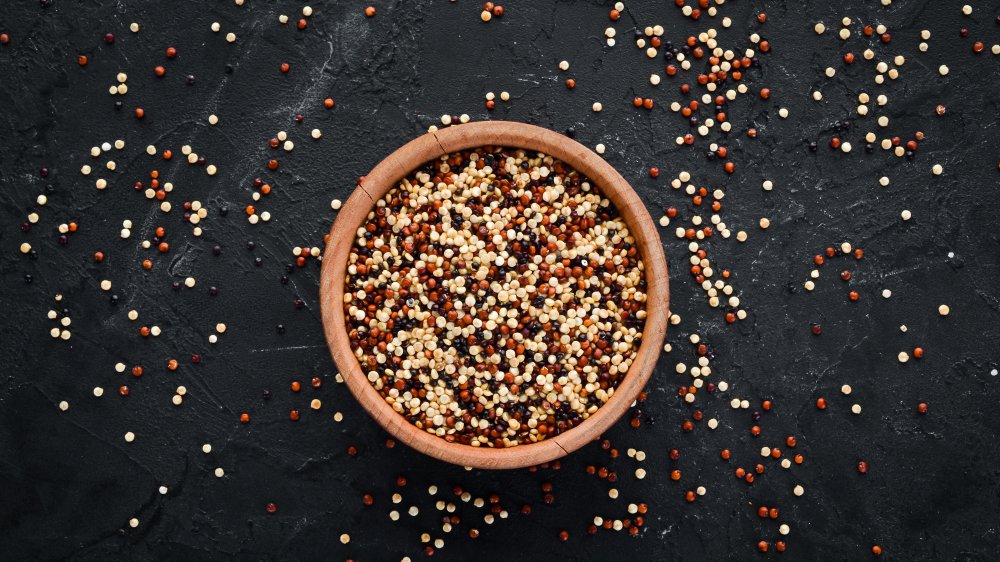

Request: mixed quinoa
left=344, top=147, right=647, bottom=447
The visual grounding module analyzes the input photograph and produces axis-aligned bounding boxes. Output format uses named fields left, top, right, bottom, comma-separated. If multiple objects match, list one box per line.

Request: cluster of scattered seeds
left=802, top=242, right=865, bottom=297
left=482, top=90, right=510, bottom=110
left=46, top=294, right=72, bottom=340
left=478, top=2, right=505, bottom=22
left=345, top=147, right=647, bottom=447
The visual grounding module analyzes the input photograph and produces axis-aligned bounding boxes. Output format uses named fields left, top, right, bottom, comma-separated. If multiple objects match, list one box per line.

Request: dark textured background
left=2, top=1, right=999, bottom=560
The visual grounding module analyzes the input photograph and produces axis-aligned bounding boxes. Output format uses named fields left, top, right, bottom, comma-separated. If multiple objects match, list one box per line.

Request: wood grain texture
left=320, top=121, right=669, bottom=469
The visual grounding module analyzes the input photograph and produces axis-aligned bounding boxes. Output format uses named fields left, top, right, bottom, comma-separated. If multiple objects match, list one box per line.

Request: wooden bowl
left=320, top=121, right=669, bottom=469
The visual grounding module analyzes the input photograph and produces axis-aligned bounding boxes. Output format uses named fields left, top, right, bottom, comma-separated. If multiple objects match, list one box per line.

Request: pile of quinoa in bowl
left=344, top=146, right=647, bottom=448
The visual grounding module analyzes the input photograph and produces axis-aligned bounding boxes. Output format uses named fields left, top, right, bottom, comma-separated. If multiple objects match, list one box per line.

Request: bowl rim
left=319, top=120, right=669, bottom=469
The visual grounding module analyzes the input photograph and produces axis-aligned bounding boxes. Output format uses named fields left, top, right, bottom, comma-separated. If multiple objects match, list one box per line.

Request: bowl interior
left=319, top=121, right=668, bottom=469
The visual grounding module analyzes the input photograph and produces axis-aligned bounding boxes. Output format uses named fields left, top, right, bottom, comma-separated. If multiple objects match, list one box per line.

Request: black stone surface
left=2, top=1, right=999, bottom=560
